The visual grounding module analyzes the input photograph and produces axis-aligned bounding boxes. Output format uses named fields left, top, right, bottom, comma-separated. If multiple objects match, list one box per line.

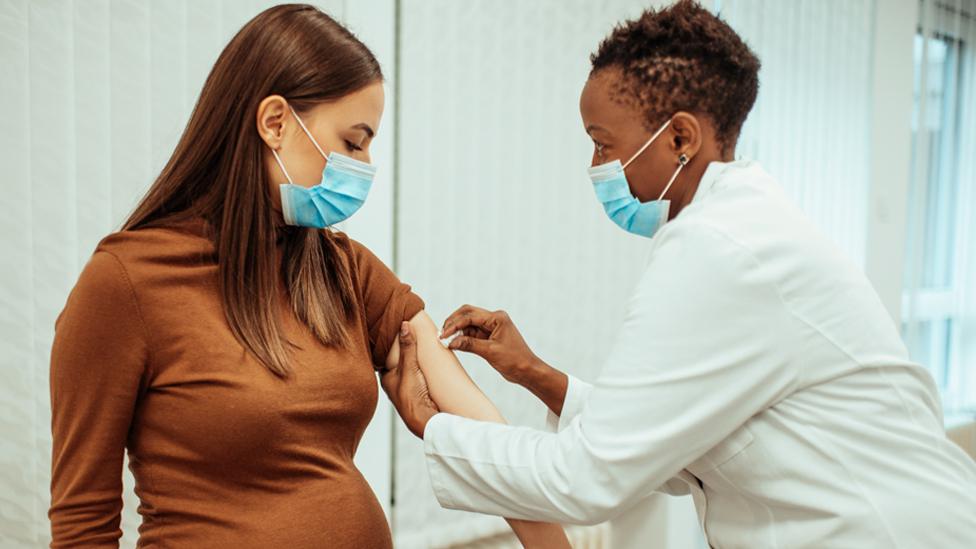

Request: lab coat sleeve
left=544, top=374, right=594, bottom=432
left=423, top=221, right=799, bottom=525
left=543, top=374, right=691, bottom=496
left=544, top=359, right=690, bottom=497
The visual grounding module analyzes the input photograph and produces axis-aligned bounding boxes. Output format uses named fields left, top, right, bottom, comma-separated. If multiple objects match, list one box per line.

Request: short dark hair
left=590, top=0, right=760, bottom=152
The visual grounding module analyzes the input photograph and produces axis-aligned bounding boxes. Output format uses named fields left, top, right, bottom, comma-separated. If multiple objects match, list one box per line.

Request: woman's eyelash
left=345, top=140, right=362, bottom=152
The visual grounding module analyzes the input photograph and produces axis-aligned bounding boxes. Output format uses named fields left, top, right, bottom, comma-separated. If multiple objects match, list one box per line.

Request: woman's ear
left=257, top=95, right=289, bottom=149
left=670, top=112, right=703, bottom=161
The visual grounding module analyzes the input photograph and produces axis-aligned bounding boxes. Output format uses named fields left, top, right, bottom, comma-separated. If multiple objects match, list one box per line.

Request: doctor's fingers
left=447, top=334, right=496, bottom=358
left=462, top=326, right=491, bottom=339
left=441, top=305, right=499, bottom=338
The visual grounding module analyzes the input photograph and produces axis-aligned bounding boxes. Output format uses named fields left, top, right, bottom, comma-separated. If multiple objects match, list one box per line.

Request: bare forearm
left=387, top=312, right=570, bottom=548
left=396, top=311, right=506, bottom=423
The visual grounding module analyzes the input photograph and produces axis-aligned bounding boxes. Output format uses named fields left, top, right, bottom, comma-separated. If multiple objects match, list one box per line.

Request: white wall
left=865, top=0, right=918, bottom=322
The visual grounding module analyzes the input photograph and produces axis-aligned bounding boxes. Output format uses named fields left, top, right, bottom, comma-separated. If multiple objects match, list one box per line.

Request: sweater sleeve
left=347, top=239, right=425, bottom=368
left=49, top=251, right=151, bottom=548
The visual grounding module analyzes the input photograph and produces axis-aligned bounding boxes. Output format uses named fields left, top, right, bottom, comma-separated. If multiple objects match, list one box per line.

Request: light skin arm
left=386, top=311, right=505, bottom=422
left=383, top=311, right=571, bottom=549
left=439, top=306, right=569, bottom=417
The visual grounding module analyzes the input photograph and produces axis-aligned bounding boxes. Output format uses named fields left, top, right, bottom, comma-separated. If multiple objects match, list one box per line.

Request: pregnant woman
left=48, top=5, right=568, bottom=548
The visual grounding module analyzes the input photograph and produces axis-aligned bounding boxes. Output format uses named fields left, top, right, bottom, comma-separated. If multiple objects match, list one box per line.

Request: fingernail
left=400, top=322, right=409, bottom=337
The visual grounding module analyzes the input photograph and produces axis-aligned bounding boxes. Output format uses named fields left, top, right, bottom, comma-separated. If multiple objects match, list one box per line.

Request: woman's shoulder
left=327, top=230, right=388, bottom=271
left=94, top=217, right=214, bottom=272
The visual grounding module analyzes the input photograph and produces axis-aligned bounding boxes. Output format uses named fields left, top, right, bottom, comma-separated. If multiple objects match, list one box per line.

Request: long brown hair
left=124, top=4, right=382, bottom=376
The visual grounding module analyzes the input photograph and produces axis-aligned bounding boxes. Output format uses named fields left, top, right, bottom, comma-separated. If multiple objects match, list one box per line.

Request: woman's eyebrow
left=352, top=123, right=375, bottom=138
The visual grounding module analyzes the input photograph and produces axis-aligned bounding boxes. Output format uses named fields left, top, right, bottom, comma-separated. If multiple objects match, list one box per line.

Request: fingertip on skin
left=447, top=336, right=463, bottom=351
left=400, top=321, right=412, bottom=342
left=439, top=331, right=456, bottom=349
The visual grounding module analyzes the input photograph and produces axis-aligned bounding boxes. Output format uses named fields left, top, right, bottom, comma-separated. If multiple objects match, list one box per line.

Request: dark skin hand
left=440, top=306, right=569, bottom=416
left=380, top=322, right=440, bottom=438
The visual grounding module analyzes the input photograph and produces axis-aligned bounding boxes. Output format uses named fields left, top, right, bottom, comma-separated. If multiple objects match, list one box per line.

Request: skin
left=392, top=67, right=735, bottom=430
left=256, top=84, right=570, bottom=549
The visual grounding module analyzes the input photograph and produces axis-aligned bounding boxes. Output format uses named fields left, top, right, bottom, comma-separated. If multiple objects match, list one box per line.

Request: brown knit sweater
left=49, top=218, right=423, bottom=548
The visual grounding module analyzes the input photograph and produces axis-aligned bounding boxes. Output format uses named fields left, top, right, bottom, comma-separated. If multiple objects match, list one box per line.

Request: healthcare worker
left=380, top=1, right=976, bottom=547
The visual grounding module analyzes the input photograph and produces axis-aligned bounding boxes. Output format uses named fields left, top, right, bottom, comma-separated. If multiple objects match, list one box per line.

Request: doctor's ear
left=257, top=95, right=290, bottom=149
left=669, top=112, right=703, bottom=161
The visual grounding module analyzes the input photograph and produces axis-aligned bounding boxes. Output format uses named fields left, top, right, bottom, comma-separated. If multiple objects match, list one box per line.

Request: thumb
left=448, top=335, right=493, bottom=358
left=398, top=322, right=419, bottom=370
left=379, top=360, right=399, bottom=397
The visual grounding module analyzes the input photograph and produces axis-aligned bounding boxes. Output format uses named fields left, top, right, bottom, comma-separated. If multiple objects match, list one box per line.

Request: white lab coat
left=423, top=160, right=976, bottom=548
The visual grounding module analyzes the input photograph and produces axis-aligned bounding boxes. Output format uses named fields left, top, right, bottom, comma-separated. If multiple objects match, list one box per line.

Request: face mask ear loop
left=288, top=105, right=330, bottom=160
left=271, top=148, right=294, bottom=184
left=623, top=118, right=673, bottom=170
left=658, top=153, right=690, bottom=201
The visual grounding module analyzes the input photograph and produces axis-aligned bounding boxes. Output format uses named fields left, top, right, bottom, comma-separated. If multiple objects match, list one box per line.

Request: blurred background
left=1, top=0, right=974, bottom=547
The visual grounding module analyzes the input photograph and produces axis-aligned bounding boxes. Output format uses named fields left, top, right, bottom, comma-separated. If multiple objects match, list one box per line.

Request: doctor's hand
left=440, top=305, right=568, bottom=415
left=381, top=322, right=439, bottom=439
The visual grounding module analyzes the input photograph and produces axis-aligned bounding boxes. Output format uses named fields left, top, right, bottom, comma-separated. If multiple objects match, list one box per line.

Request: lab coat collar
left=689, top=157, right=756, bottom=206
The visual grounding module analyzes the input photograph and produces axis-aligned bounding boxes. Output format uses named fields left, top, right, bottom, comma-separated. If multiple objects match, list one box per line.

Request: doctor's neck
left=664, top=128, right=735, bottom=221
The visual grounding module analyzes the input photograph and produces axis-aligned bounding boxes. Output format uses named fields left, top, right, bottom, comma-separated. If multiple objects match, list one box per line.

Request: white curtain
left=717, top=0, right=875, bottom=266
left=903, top=0, right=976, bottom=414
left=0, top=2, right=345, bottom=547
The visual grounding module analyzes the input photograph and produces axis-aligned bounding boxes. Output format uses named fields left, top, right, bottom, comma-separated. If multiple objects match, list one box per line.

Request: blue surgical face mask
left=588, top=118, right=689, bottom=238
left=271, top=106, right=377, bottom=228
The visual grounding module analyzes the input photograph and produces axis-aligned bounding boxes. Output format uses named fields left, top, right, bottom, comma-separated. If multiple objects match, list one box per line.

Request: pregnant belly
left=136, top=471, right=392, bottom=549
